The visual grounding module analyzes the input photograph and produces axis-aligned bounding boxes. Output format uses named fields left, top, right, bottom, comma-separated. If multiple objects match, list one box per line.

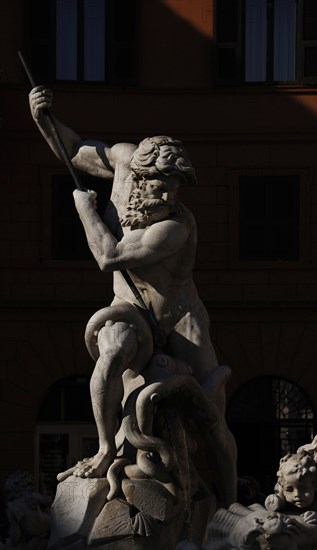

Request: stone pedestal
left=49, top=478, right=109, bottom=549
left=48, top=476, right=214, bottom=550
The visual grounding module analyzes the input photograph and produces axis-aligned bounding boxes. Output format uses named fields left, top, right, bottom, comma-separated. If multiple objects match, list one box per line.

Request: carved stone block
left=88, top=538, right=153, bottom=550
left=48, top=477, right=109, bottom=549
left=121, top=479, right=176, bottom=522
left=88, top=498, right=134, bottom=545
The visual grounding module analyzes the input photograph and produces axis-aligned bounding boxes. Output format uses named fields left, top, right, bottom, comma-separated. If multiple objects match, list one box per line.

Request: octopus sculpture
left=83, top=305, right=230, bottom=509
left=50, top=305, right=231, bottom=548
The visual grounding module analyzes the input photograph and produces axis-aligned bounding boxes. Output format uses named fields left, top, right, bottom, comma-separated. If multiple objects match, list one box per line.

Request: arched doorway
left=227, top=376, right=315, bottom=495
left=36, top=375, right=98, bottom=496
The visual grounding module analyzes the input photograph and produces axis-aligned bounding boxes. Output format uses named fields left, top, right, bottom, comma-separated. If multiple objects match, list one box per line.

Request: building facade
left=1, top=0, right=317, bottom=503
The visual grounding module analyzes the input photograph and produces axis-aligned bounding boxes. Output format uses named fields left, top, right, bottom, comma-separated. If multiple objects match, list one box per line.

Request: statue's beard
left=121, top=197, right=177, bottom=229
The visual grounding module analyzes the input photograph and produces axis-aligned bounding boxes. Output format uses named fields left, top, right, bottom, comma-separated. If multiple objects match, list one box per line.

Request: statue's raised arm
left=29, top=86, right=135, bottom=180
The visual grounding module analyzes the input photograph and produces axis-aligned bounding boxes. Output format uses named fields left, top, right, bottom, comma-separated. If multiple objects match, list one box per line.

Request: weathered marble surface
left=205, top=437, right=317, bottom=550
left=29, top=87, right=238, bottom=547
left=48, top=475, right=214, bottom=550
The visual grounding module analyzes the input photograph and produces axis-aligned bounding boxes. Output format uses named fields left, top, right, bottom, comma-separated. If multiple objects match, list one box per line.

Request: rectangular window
left=25, top=0, right=137, bottom=85
left=273, top=0, right=296, bottom=81
left=302, top=0, right=317, bottom=81
left=39, top=434, right=68, bottom=495
left=239, top=175, right=300, bottom=261
left=245, top=0, right=267, bottom=82
left=56, top=0, right=78, bottom=81
left=215, top=0, right=317, bottom=84
left=215, top=0, right=241, bottom=83
left=84, top=0, right=106, bottom=81
left=24, top=0, right=55, bottom=80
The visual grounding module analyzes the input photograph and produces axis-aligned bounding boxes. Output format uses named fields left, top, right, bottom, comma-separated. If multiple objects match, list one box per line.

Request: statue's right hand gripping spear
left=18, top=51, right=84, bottom=191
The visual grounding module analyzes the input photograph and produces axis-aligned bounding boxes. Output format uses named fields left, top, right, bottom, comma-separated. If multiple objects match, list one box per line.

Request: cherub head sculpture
left=265, top=453, right=317, bottom=512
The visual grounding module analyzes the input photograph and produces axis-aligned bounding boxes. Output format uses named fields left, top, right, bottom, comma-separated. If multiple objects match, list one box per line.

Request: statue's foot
left=73, top=450, right=114, bottom=478
left=57, top=457, right=91, bottom=482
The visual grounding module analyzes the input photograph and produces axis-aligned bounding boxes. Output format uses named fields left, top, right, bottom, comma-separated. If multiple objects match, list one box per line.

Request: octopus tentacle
left=121, top=380, right=175, bottom=479
left=136, top=375, right=218, bottom=436
left=106, top=458, right=130, bottom=501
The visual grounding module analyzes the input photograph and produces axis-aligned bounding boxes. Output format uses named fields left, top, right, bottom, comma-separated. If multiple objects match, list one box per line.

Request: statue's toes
left=56, top=467, right=76, bottom=482
left=84, top=468, right=95, bottom=478
left=74, top=464, right=90, bottom=477
left=85, top=465, right=103, bottom=478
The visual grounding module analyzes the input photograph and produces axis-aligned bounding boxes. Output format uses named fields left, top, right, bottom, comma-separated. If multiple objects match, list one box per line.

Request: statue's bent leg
left=73, top=320, right=138, bottom=479
left=54, top=305, right=154, bottom=482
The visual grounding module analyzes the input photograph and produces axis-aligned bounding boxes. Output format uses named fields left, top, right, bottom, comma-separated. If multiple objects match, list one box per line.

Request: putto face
left=282, top=472, right=315, bottom=509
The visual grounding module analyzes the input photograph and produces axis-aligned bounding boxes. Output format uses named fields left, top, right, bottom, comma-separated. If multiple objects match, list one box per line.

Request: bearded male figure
left=29, top=87, right=237, bottom=508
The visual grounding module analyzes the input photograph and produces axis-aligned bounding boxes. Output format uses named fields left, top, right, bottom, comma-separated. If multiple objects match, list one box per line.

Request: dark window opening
left=24, top=0, right=138, bottom=85
left=227, top=377, right=315, bottom=496
left=38, top=375, right=94, bottom=422
left=52, top=174, right=112, bottom=261
left=239, top=175, right=300, bottom=261
left=37, top=376, right=98, bottom=496
left=39, top=434, right=68, bottom=496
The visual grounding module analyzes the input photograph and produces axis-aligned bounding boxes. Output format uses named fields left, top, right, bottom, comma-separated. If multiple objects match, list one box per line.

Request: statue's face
left=283, top=472, right=315, bottom=508
left=142, top=176, right=180, bottom=203
left=142, top=179, right=165, bottom=200
left=121, top=175, right=181, bottom=229
left=140, top=176, right=180, bottom=223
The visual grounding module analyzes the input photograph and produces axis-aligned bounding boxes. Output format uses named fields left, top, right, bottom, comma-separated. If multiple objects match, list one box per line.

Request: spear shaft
left=18, top=51, right=84, bottom=191
left=18, top=52, right=165, bottom=348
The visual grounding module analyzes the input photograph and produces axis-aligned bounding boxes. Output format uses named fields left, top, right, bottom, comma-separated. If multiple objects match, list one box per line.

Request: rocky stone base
left=48, top=477, right=214, bottom=550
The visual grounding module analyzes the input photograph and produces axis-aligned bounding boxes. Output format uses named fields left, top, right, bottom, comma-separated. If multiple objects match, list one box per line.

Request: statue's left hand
left=73, top=189, right=97, bottom=211
left=301, top=510, right=317, bottom=525
left=284, top=516, right=306, bottom=535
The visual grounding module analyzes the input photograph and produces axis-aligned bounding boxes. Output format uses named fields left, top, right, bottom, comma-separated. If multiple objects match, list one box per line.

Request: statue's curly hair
left=277, top=453, right=317, bottom=482
left=130, top=136, right=196, bottom=185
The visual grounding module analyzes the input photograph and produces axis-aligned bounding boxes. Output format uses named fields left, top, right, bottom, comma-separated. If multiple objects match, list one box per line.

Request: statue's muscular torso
left=112, top=204, right=202, bottom=335
left=89, top=143, right=205, bottom=335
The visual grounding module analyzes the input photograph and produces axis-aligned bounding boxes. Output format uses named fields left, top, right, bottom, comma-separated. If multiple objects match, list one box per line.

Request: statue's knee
left=97, top=346, right=125, bottom=366
left=97, top=322, right=137, bottom=360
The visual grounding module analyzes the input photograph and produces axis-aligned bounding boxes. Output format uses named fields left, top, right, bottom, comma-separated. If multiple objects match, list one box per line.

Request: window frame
left=229, top=168, right=310, bottom=268
left=35, top=423, right=98, bottom=493
left=227, top=375, right=315, bottom=488
left=24, top=0, right=138, bottom=86
left=299, top=0, right=317, bottom=84
left=214, top=0, right=317, bottom=86
left=214, top=0, right=244, bottom=85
